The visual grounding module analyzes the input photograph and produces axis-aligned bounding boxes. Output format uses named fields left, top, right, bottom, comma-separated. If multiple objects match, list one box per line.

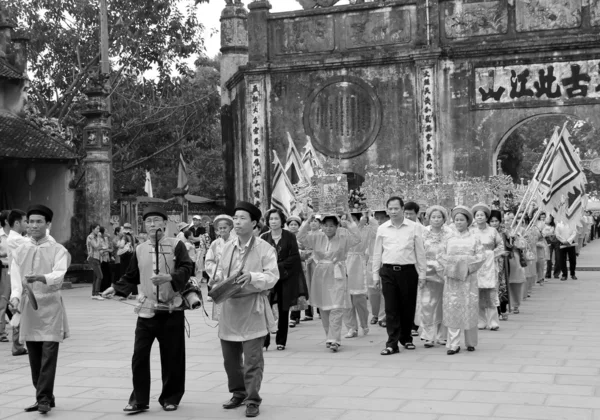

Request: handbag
left=208, top=236, right=255, bottom=304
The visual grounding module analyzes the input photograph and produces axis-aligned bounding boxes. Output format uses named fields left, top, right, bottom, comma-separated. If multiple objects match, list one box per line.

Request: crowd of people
left=1, top=198, right=597, bottom=417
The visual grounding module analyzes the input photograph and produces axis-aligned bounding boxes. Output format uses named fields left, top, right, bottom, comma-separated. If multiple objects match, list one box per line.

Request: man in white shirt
left=556, top=220, right=578, bottom=281
left=372, top=197, right=426, bottom=355
left=0, top=210, right=9, bottom=344
left=7, top=209, right=29, bottom=356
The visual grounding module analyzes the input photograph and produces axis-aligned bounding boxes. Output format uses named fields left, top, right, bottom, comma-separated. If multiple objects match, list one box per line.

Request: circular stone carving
left=303, top=76, right=382, bottom=159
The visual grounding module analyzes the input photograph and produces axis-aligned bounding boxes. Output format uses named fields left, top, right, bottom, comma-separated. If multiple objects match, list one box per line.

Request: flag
left=177, top=152, right=189, bottom=193
left=302, top=136, right=321, bottom=180
left=271, top=151, right=296, bottom=217
left=144, top=170, right=153, bottom=198
left=541, top=125, right=587, bottom=231
left=284, top=132, right=308, bottom=184
left=534, top=127, right=560, bottom=198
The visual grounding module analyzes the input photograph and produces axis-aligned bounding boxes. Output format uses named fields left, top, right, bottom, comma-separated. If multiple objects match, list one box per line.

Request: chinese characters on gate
left=475, top=60, right=600, bottom=107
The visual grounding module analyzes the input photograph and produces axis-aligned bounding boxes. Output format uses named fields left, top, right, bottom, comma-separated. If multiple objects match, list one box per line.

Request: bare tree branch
left=47, top=53, right=100, bottom=118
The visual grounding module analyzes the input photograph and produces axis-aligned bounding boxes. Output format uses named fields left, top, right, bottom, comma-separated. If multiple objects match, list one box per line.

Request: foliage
left=6, top=0, right=223, bottom=200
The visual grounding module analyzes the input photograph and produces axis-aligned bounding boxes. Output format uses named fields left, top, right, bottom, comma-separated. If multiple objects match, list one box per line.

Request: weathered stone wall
left=222, top=0, right=600, bottom=206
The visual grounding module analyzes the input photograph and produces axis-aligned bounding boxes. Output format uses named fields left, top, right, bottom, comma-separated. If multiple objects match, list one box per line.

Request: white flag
left=144, top=170, right=153, bottom=198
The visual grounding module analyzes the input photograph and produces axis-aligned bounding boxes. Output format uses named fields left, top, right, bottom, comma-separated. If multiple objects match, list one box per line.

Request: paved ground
left=0, top=241, right=599, bottom=420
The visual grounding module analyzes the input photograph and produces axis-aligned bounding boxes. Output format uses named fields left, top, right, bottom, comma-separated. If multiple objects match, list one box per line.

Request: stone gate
left=219, top=0, right=600, bottom=210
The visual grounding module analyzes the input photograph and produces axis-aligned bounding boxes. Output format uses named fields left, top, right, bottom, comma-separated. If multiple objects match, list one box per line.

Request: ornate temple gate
left=219, top=0, right=600, bottom=210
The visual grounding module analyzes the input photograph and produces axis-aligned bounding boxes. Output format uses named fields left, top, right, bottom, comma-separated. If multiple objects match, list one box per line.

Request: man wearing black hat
left=103, top=205, right=194, bottom=413
left=9, top=205, right=71, bottom=414
left=213, top=201, right=279, bottom=418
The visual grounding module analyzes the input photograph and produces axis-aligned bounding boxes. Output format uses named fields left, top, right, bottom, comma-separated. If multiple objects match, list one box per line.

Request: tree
left=5, top=0, right=223, bottom=199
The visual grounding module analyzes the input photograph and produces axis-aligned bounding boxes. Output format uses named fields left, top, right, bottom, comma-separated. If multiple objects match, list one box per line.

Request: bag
left=208, top=237, right=255, bottom=305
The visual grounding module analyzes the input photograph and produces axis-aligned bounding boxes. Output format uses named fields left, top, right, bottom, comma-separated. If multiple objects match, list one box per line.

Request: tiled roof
left=0, top=112, right=77, bottom=160
left=0, top=60, right=26, bottom=80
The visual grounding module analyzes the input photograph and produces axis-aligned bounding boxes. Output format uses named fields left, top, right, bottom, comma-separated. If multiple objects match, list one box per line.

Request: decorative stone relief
left=344, top=9, right=412, bottom=48
left=591, top=0, right=600, bottom=26
left=303, top=76, right=381, bottom=159
left=272, top=17, right=334, bottom=55
left=474, top=60, right=600, bottom=108
left=247, top=77, right=266, bottom=207
left=296, top=0, right=341, bottom=9
left=420, top=67, right=436, bottom=181
left=443, top=0, right=508, bottom=39
left=221, top=15, right=248, bottom=48
left=515, top=0, right=582, bottom=32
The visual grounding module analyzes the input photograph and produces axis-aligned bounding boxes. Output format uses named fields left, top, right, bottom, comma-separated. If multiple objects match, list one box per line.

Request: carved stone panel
left=271, top=17, right=335, bottom=55
left=344, top=9, right=412, bottom=49
left=591, top=0, right=600, bottom=26
left=443, top=0, right=508, bottom=39
left=303, top=76, right=382, bottom=159
left=515, top=0, right=582, bottom=32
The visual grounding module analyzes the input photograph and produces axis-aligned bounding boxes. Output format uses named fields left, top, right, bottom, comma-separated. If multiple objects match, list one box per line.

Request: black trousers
left=26, top=341, right=59, bottom=405
left=129, top=311, right=186, bottom=407
left=381, top=264, right=418, bottom=349
left=221, top=336, right=265, bottom=405
left=545, top=243, right=562, bottom=278
left=264, top=306, right=289, bottom=347
left=559, top=246, right=577, bottom=277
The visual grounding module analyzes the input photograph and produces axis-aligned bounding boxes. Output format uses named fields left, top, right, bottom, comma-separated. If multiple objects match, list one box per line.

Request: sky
left=195, top=0, right=351, bottom=58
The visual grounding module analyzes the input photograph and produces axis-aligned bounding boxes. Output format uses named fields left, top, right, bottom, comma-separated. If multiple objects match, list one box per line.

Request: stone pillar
left=10, top=33, right=29, bottom=75
left=247, top=1, right=271, bottom=63
left=0, top=7, right=14, bottom=60
left=81, top=69, right=112, bottom=230
left=416, top=58, right=439, bottom=182
left=221, top=0, right=249, bottom=210
left=220, top=0, right=248, bottom=106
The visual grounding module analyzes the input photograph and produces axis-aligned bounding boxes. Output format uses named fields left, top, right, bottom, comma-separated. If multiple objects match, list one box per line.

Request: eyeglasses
left=145, top=217, right=164, bottom=225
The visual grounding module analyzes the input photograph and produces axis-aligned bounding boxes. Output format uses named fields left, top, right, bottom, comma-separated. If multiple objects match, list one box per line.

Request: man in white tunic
left=9, top=205, right=70, bottom=414
left=214, top=202, right=278, bottom=418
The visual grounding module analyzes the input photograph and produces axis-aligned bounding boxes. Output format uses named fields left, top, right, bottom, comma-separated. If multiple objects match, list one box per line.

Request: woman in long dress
left=503, top=212, right=527, bottom=314
left=470, top=203, right=504, bottom=331
left=418, top=205, right=451, bottom=348
left=438, top=206, right=486, bottom=355
left=261, top=209, right=307, bottom=350
left=297, top=213, right=360, bottom=352
left=343, top=213, right=375, bottom=338
left=489, top=210, right=511, bottom=321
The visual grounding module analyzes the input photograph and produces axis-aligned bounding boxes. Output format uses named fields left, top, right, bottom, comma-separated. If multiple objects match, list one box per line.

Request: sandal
left=467, top=346, right=475, bottom=352
left=0, top=336, right=8, bottom=342
left=490, top=326, right=499, bottom=331
left=380, top=347, right=399, bottom=356
left=404, top=343, right=416, bottom=350
left=424, top=341, right=435, bottom=348
left=163, top=403, right=178, bottom=412
left=276, top=345, right=285, bottom=351
left=447, top=347, right=460, bottom=355
left=378, top=320, right=387, bottom=328
left=330, top=343, right=340, bottom=352
left=123, top=404, right=149, bottom=413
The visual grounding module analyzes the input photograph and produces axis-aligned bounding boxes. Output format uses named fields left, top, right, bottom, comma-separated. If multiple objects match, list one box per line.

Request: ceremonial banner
left=310, top=174, right=349, bottom=214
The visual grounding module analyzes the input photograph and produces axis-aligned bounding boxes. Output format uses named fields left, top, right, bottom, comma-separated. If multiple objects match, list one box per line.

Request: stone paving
left=1, top=242, right=599, bottom=420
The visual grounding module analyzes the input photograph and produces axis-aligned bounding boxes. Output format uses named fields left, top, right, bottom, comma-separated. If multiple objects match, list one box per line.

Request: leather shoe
left=246, top=403, right=260, bottom=417
left=223, top=397, right=245, bottom=409
left=38, top=402, right=51, bottom=414
left=24, top=401, right=55, bottom=412
left=12, top=349, right=28, bottom=356
left=123, top=404, right=149, bottom=413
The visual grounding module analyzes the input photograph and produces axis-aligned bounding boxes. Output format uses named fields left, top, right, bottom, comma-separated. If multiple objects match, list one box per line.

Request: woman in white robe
left=297, top=213, right=360, bottom=352
left=417, top=205, right=451, bottom=348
